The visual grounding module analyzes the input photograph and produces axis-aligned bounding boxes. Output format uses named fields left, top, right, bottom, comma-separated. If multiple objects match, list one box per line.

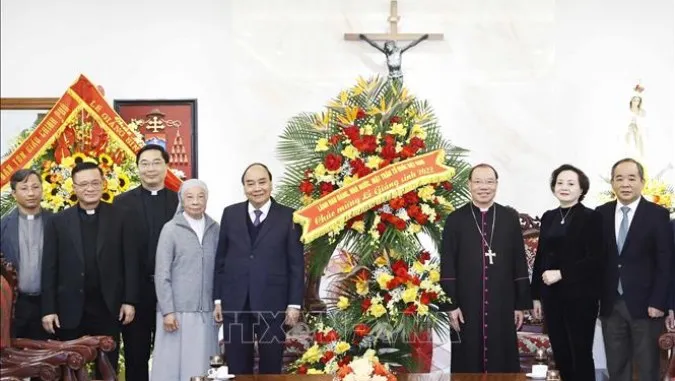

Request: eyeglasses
left=74, top=181, right=103, bottom=189
left=139, top=160, right=166, bottom=169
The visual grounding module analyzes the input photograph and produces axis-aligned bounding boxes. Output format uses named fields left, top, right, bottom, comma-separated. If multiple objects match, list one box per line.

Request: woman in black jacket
left=531, top=164, right=604, bottom=381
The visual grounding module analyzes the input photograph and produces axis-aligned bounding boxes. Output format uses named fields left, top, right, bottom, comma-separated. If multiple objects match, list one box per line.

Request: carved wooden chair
left=0, top=256, right=117, bottom=381
left=659, top=332, right=675, bottom=380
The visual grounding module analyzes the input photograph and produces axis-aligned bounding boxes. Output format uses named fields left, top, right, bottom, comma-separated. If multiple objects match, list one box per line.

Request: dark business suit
left=0, top=208, right=53, bottom=340
left=531, top=203, right=604, bottom=381
left=596, top=197, right=673, bottom=381
left=41, top=202, right=139, bottom=371
left=114, top=186, right=177, bottom=381
left=214, top=200, right=304, bottom=374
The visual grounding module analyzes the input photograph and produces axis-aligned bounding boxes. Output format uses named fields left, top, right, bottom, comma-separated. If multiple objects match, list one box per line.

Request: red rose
left=379, top=213, right=394, bottom=223
left=353, top=135, right=377, bottom=154
left=315, top=331, right=326, bottom=344
left=392, top=217, right=406, bottom=231
left=390, top=116, right=401, bottom=123
left=409, top=137, right=425, bottom=150
left=354, top=323, right=371, bottom=337
left=376, top=222, right=387, bottom=235
left=325, top=330, right=339, bottom=342
left=419, top=251, right=431, bottom=263
left=420, top=292, right=431, bottom=305
left=442, top=181, right=454, bottom=191
left=356, top=108, right=367, bottom=119
left=403, top=303, right=417, bottom=316
left=338, top=356, right=352, bottom=367
left=390, top=197, right=406, bottom=210
left=356, top=166, right=372, bottom=178
left=392, top=260, right=408, bottom=274
left=320, top=182, right=335, bottom=196
left=322, top=351, right=335, bottom=363
left=343, top=126, right=360, bottom=141
left=383, top=134, right=397, bottom=146
left=383, top=293, right=393, bottom=304
left=298, top=365, right=308, bottom=374
left=399, top=146, right=417, bottom=159
left=411, top=276, right=421, bottom=286
left=324, top=153, right=343, bottom=172
left=413, top=212, right=429, bottom=225
left=379, top=159, right=391, bottom=170
left=380, top=145, right=397, bottom=161
left=299, top=180, right=314, bottom=195
left=403, top=192, right=420, bottom=205
left=329, top=135, right=342, bottom=145
left=386, top=278, right=401, bottom=290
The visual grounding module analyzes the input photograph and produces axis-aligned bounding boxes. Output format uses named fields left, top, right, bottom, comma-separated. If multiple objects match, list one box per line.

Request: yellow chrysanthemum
left=369, top=303, right=387, bottom=318
left=376, top=273, right=394, bottom=290
left=360, top=124, right=375, bottom=136
left=407, top=223, right=422, bottom=234
left=337, top=296, right=350, bottom=310
left=355, top=280, right=369, bottom=296
left=351, top=220, right=365, bottom=233
left=335, top=341, right=351, bottom=355
left=387, top=123, right=406, bottom=136
left=374, top=256, right=388, bottom=267
left=428, top=270, right=440, bottom=283
left=409, top=124, right=427, bottom=140
left=402, top=287, right=419, bottom=304
left=300, top=344, right=322, bottom=363
left=417, top=303, right=429, bottom=316
left=307, top=369, right=324, bottom=375
left=412, top=261, right=425, bottom=274
left=417, top=186, right=435, bottom=202
left=315, top=138, right=330, bottom=152
left=343, top=175, right=358, bottom=186
left=302, top=195, right=314, bottom=206
left=341, top=145, right=360, bottom=160
left=365, top=156, right=383, bottom=170
left=314, top=163, right=327, bottom=177
left=420, top=280, right=434, bottom=291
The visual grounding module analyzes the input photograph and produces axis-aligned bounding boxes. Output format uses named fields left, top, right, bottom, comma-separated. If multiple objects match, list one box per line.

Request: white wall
left=2, top=0, right=673, bottom=217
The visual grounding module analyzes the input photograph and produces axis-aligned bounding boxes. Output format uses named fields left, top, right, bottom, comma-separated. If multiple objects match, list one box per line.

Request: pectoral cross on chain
left=485, top=249, right=497, bottom=265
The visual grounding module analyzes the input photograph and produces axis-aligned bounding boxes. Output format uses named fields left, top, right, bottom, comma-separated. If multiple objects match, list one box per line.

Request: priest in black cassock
left=116, top=144, right=178, bottom=381
left=440, top=163, right=532, bottom=373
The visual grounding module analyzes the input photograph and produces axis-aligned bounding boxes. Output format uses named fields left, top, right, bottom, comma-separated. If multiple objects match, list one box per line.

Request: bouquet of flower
left=332, top=249, right=449, bottom=339
left=39, top=112, right=140, bottom=212
left=335, top=350, right=397, bottom=381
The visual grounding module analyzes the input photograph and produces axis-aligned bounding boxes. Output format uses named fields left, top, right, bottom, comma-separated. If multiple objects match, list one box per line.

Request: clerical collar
left=471, top=202, right=494, bottom=213
left=78, top=204, right=100, bottom=215
left=19, top=209, right=41, bottom=220
left=142, top=187, right=164, bottom=196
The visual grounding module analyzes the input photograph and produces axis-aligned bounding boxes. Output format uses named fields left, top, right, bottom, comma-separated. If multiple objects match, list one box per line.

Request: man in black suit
left=668, top=219, right=675, bottom=332
left=213, top=163, right=304, bottom=374
left=116, top=144, right=178, bottom=381
left=597, top=158, right=673, bottom=381
left=0, top=169, right=53, bottom=341
left=41, top=162, right=139, bottom=373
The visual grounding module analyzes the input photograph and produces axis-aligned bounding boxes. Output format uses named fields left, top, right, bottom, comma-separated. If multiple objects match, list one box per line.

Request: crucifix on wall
left=345, top=0, right=443, bottom=79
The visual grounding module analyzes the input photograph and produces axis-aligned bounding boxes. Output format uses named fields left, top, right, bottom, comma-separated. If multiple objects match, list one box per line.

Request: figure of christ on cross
left=358, top=34, right=429, bottom=79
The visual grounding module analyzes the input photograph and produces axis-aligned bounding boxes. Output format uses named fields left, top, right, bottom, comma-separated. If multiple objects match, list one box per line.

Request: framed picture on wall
left=0, top=98, right=58, bottom=158
left=114, top=99, right=198, bottom=179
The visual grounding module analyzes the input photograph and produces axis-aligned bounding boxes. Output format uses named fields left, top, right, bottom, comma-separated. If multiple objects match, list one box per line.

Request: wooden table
left=223, top=374, right=529, bottom=381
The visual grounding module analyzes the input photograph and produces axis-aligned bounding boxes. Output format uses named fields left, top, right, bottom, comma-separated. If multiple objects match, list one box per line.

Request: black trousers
left=601, top=299, right=663, bottom=381
left=542, top=294, right=598, bottom=381
left=12, top=293, right=54, bottom=340
left=121, top=278, right=156, bottom=381
left=222, top=299, right=286, bottom=375
left=58, top=301, right=121, bottom=377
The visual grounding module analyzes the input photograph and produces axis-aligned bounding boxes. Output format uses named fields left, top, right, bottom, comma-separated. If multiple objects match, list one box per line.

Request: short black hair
left=71, top=161, right=103, bottom=181
left=10, top=169, right=40, bottom=190
left=241, top=163, right=272, bottom=185
left=469, top=163, right=499, bottom=181
left=549, top=164, right=590, bottom=202
left=611, top=158, right=644, bottom=181
left=136, top=144, right=170, bottom=165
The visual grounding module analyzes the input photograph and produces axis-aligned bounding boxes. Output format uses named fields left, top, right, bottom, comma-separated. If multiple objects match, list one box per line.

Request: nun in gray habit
left=151, top=179, right=220, bottom=380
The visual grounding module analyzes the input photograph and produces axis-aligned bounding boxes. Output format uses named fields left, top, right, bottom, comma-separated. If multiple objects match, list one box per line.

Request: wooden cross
left=344, top=0, right=443, bottom=42
left=485, top=249, right=497, bottom=265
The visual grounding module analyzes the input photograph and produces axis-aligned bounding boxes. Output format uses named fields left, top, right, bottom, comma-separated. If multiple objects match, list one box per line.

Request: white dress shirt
left=614, top=197, right=641, bottom=243
left=214, top=199, right=301, bottom=311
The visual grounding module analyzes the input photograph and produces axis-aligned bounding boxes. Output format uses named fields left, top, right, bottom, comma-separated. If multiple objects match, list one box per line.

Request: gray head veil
left=175, top=178, right=209, bottom=215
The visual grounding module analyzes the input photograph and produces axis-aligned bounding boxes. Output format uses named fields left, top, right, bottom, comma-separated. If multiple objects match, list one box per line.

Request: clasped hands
left=449, top=308, right=524, bottom=332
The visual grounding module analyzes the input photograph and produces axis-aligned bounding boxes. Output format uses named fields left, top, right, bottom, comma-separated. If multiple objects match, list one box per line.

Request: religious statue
left=359, top=34, right=429, bottom=79
left=624, top=83, right=646, bottom=161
